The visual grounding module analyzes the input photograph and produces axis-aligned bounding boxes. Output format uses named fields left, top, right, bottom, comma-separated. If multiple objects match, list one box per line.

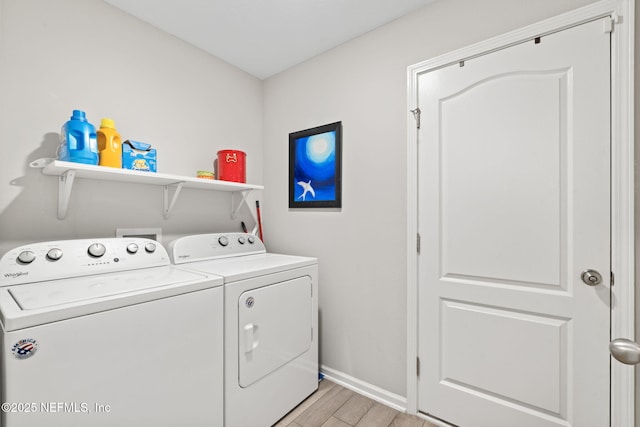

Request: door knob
left=610, top=338, right=640, bottom=365
left=581, top=269, right=602, bottom=286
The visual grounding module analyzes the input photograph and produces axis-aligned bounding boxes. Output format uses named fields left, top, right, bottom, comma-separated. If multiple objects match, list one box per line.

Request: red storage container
left=217, top=150, right=246, bottom=183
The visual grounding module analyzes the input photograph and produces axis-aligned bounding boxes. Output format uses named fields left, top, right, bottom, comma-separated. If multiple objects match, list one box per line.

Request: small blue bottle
left=58, top=110, right=98, bottom=165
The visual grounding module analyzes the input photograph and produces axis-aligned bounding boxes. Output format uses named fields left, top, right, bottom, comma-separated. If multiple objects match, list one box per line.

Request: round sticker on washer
left=11, top=338, right=38, bottom=360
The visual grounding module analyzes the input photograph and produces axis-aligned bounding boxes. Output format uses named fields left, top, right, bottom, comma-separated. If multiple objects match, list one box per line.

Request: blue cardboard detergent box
left=122, top=140, right=157, bottom=172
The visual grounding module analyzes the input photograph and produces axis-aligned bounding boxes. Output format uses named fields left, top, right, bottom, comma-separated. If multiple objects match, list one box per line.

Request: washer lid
left=0, top=266, right=224, bottom=331
left=10, top=266, right=215, bottom=310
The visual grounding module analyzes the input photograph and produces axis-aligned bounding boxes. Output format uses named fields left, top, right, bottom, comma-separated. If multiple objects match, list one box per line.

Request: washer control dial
left=247, top=236, right=255, bottom=244
left=218, top=236, right=229, bottom=247
left=127, top=243, right=139, bottom=254
left=46, top=248, right=63, bottom=261
left=87, top=243, right=106, bottom=258
left=238, top=236, right=246, bottom=244
left=145, top=242, right=156, bottom=253
left=17, top=250, right=36, bottom=264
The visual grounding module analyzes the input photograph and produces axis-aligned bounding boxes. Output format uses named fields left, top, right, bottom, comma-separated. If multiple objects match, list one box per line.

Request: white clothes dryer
left=168, top=233, right=318, bottom=427
left=0, top=238, right=224, bottom=427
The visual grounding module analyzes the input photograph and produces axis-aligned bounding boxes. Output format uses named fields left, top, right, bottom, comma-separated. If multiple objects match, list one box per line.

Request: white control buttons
left=238, top=236, right=246, bottom=244
left=145, top=242, right=156, bottom=253
left=127, top=243, right=139, bottom=254
left=46, top=248, right=63, bottom=261
left=87, top=243, right=106, bottom=258
left=17, top=251, right=36, bottom=264
left=247, top=236, right=255, bottom=244
left=218, top=236, right=229, bottom=247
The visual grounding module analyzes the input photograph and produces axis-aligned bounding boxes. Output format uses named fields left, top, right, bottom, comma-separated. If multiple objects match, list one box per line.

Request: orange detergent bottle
left=97, top=118, right=122, bottom=168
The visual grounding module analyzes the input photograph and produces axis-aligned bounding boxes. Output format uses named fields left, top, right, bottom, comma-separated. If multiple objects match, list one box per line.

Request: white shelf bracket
left=57, top=169, right=76, bottom=220
left=231, top=190, right=251, bottom=219
left=163, top=182, right=184, bottom=219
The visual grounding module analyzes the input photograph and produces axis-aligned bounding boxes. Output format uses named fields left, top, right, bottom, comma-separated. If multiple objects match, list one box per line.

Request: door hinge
left=417, top=233, right=421, bottom=254
left=417, top=357, right=421, bottom=377
left=604, top=16, right=615, bottom=33
left=410, top=107, right=421, bottom=129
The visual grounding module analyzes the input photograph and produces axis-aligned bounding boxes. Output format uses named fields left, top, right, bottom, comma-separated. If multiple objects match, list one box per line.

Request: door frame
left=405, top=0, right=634, bottom=425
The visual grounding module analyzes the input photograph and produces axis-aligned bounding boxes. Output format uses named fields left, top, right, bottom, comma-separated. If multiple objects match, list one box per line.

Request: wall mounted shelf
left=33, top=159, right=263, bottom=220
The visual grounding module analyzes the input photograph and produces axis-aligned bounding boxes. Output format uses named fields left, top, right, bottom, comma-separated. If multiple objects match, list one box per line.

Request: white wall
left=0, top=0, right=263, bottom=254
left=262, top=0, right=599, bottom=397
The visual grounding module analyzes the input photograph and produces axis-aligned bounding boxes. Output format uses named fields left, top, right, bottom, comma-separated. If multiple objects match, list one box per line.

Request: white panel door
left=417, top=18, right=610, bottom=427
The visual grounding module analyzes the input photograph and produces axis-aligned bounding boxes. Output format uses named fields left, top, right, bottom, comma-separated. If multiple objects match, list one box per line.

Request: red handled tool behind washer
left=256, top=200, right=264, bottom=242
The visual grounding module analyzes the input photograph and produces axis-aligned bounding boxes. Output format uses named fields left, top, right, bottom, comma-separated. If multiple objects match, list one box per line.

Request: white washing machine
left=0, top=237, right=224, bottom=427
left=168, top=233, right=318, bottom=427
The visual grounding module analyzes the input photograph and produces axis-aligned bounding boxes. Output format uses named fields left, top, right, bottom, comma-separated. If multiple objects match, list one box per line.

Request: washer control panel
left=0, top=238, right=168, bottom=286
left=168, top=233, right=265, bottom=264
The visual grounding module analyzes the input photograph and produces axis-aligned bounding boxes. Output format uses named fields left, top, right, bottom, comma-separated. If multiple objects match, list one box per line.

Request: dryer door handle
left=243, top=323, right=259, bottom=353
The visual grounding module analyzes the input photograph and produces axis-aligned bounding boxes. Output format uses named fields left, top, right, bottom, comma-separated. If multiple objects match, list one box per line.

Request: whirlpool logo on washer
left=11, top=338, right=38, bottom=360
left=3, top=271, right=28, bottom=279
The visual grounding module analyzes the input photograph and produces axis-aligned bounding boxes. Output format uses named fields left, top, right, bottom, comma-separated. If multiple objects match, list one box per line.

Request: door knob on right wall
left=610, top=339, right=640, bottom=365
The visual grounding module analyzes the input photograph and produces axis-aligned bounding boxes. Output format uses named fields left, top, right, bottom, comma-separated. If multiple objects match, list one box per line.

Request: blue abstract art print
left=289, top=122, right=342, bottom=208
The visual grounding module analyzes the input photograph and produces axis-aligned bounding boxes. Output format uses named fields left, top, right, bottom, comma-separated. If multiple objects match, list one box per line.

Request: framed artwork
left=289, top=121, right=342, bottom=208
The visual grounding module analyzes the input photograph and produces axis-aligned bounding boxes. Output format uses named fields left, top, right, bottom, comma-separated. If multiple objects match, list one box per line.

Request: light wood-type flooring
left=274, top=379, right=438, bottom=427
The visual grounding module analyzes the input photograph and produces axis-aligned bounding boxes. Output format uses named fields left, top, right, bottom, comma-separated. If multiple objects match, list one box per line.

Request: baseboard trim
left=319, top=365, right=406, bottom=412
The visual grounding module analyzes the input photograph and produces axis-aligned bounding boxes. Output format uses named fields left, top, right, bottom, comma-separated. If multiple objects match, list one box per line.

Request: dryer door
left=238, top=277, right=312, bottom=387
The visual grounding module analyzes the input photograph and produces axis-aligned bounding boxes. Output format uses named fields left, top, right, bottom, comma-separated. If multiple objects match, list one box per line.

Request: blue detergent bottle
left=58, top=110, right=98, bottom=165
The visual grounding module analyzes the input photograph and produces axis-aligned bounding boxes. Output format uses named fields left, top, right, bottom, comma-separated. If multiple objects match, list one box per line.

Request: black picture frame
left=289, top=121, right=342, bottom=209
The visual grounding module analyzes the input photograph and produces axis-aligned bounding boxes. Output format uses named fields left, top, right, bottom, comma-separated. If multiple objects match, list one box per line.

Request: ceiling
left=103, top=0, right=436, bottom=79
